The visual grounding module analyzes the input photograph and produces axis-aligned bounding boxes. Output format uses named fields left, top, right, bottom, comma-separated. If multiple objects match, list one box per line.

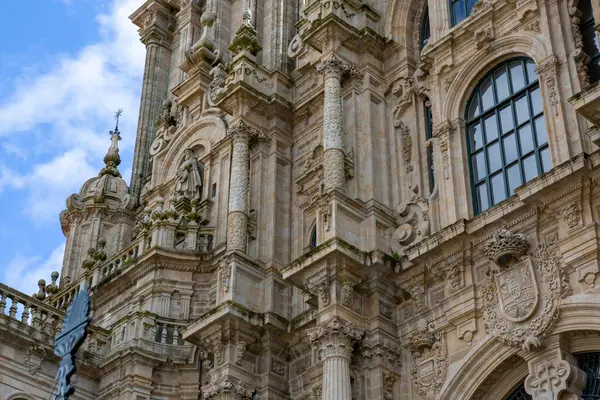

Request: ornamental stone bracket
left=535, top=56, right=561, bottom=116
left=482, top=228, right=571, bottom=351
left=408, top=319, right=448, bottom=400
left=360, top=331, right=403, bottom=373
left=523, top=339, right=586, bottom=400
left=181, top=11, right=221, bottom=74
left=202, top=377, right=254, bottom=400
left=391, top=196, right=430, bottom=255
left=131, top=1, right=176, bottom=46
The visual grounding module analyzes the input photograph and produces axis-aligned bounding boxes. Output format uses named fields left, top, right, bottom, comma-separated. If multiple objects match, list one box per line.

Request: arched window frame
left=503, top=381, right=532, bottom=400
left=465, top=57, right=551, bottom=215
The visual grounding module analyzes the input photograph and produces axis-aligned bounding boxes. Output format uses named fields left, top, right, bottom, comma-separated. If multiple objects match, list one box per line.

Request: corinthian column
left=226, top=120, right=253, bottom=253
left=309, top=317, right=364, bottom=400
left=317, top=54, right=350, bottom=192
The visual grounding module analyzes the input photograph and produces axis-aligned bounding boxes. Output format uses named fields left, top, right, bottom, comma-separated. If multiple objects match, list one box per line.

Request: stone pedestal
left=309, top=317, right=363, bottom=400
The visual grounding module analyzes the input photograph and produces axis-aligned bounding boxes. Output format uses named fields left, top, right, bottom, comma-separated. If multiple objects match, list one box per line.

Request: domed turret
left=59, top=111, right=135, bottom=285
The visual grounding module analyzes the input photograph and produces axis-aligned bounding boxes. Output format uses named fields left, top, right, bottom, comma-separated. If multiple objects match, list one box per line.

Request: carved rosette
left=482, top=242, right=570, bottom=351
left=408, top=320, right=448, bottom=399
left=561, top=203, right=581, bottom=228
left=309, top=317, right=364, bottom=360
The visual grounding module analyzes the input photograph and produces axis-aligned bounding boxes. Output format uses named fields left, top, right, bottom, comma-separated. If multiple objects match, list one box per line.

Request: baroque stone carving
left=235, top=340, right=247, bottom=365
left=382, top=370, right=397, bottom=400
left=482, top=241, right=570, bottom=350
left=484, top=228, right=529, bottom=267
left=570, top=1, right=591, bottom=89
left=342, top=283, right=353, bottom=308
left=408, top=320, right=447, bottom=399
left=318, top=282, right=330, bottom=307
left=24, top=345, right=48, bottom=375
left=308, top=317, right=364, bottom=360
left=204, top=377, right=253, bottom=400
left=392, top=196, right=430, bottom=252
left=524, top=349, right=587, bottom=399
left=535, top=56, right=560, bottom=116
left=360, top=332, right=403, bottom=372
left=561, top=203, right=581, bottom=228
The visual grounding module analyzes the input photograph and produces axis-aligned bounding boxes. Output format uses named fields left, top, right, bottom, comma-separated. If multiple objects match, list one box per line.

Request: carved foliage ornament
left=392, top=196, right=430, bottom=253
left=309, top=317, right=364, bottom=360
left=408, top=320, right=448, bottom=399
left=534, top=56, right=560, bottom=116
left=482, top=236, right=570, bottom=350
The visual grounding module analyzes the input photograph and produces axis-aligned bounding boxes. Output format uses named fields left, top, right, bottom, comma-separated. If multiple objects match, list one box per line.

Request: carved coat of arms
left=482, top=243, right=570, bottom=351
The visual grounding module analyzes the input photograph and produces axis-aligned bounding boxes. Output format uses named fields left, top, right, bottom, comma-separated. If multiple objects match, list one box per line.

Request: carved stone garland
left=482, top=229, right=570, bottom=351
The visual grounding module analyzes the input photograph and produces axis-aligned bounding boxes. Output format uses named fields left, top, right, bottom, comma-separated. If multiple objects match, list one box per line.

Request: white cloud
left=2, top=242, right=66, bottom=297
left=0, top=0, right=145, bottom=223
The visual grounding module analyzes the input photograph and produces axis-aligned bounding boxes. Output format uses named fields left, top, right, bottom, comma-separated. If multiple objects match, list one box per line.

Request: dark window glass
left=425, top=101, right=435, bottom=194
left=576, top=352, right=600, bottom=399
left=211, top=183, right=217, bottom=198
left=310, top=227, right=317, bottom=248
left=504, top=382, right=532, bottom=400
left=466, top=58, right=550, bottom=215
left=421, top=7, right=430, bottom=49
left=579, top=0, right=600, bottom=83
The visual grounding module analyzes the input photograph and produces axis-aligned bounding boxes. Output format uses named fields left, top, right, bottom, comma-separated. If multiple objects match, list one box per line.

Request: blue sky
left=0, top=0, right=145, bottom=296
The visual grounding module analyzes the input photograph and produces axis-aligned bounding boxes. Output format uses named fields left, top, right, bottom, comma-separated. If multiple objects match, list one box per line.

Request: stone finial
left=99, top=110, right=123, bottom=178
left=81, top=248, right=96, bottom=270
left=34, top=279, right=47, bottom=300
left=184, top=12, right=221, bottom=70
left=46, top=272, right=60, bottom=295
left=228, top=7, right=262, bottom=56
left=484, top=227, right=529, bottom=267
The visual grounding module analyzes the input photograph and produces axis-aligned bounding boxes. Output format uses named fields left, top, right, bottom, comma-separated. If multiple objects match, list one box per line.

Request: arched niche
left=157, top=115, right=227, bottom=185
left=385, top=0, right=429, bottom=49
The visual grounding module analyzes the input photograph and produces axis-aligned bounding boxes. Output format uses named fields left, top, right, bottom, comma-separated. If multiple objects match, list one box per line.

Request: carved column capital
left=135, top=6, right=175, bottom=46
left=316, top=54, right=351, bottom=79
left=308, top=317, right=364, bottom=360
left=228, top=120, right=257, bottom=143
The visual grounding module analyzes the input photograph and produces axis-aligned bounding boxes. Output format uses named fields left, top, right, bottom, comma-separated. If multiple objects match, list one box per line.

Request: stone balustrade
left=99, top=241, right=140, bottom=281
left=0, top=283, right=108, bottom=361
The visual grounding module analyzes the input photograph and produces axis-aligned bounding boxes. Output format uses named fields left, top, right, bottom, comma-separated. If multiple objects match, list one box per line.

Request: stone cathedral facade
left=5, top=0, right=600, bottom=399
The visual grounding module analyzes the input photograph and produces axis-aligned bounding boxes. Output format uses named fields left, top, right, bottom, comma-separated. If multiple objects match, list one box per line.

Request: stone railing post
left=317, top=54, right=350, bottom=193
left=309, top=317, right=364, bottom=400
left=226, top=120, right=253, bottom=253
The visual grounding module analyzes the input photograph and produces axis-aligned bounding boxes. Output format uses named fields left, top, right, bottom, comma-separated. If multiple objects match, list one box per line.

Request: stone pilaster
left=317, top=54, right=350, bottom=193
left=524, top=336, right=587, bottom=400
left=309, top=317, right=364, bottom=400
left=130, top=3, right=174, bottom=206
left=226, top=120, right=254, bottom=253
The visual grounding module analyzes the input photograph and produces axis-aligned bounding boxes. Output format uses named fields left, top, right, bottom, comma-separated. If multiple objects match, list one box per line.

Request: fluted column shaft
left=226, top=121, right=252, bottom=253
left=317, top=54, right=349, bottom=192
left=309, top=317, right=363, bottom=400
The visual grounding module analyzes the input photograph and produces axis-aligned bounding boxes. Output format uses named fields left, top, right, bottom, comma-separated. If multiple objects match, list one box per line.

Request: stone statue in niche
left=175, top=149, right=204, bottom=201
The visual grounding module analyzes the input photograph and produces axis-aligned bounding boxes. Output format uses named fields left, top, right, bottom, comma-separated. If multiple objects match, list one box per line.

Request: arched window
left=578, top=0, right=600, bottom=83
left=310, top=227, right=317, bottom=248
left=466, top=57, right=550, bottom=214
left=421, top=7, right=430, bottom=49
left=504, top=382, right=531, bottom=399
left=451, top=0, right=478, bottom=26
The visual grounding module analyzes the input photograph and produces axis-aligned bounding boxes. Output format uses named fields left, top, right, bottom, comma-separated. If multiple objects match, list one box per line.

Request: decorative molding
left=534, top=56, right=560, bottom=116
